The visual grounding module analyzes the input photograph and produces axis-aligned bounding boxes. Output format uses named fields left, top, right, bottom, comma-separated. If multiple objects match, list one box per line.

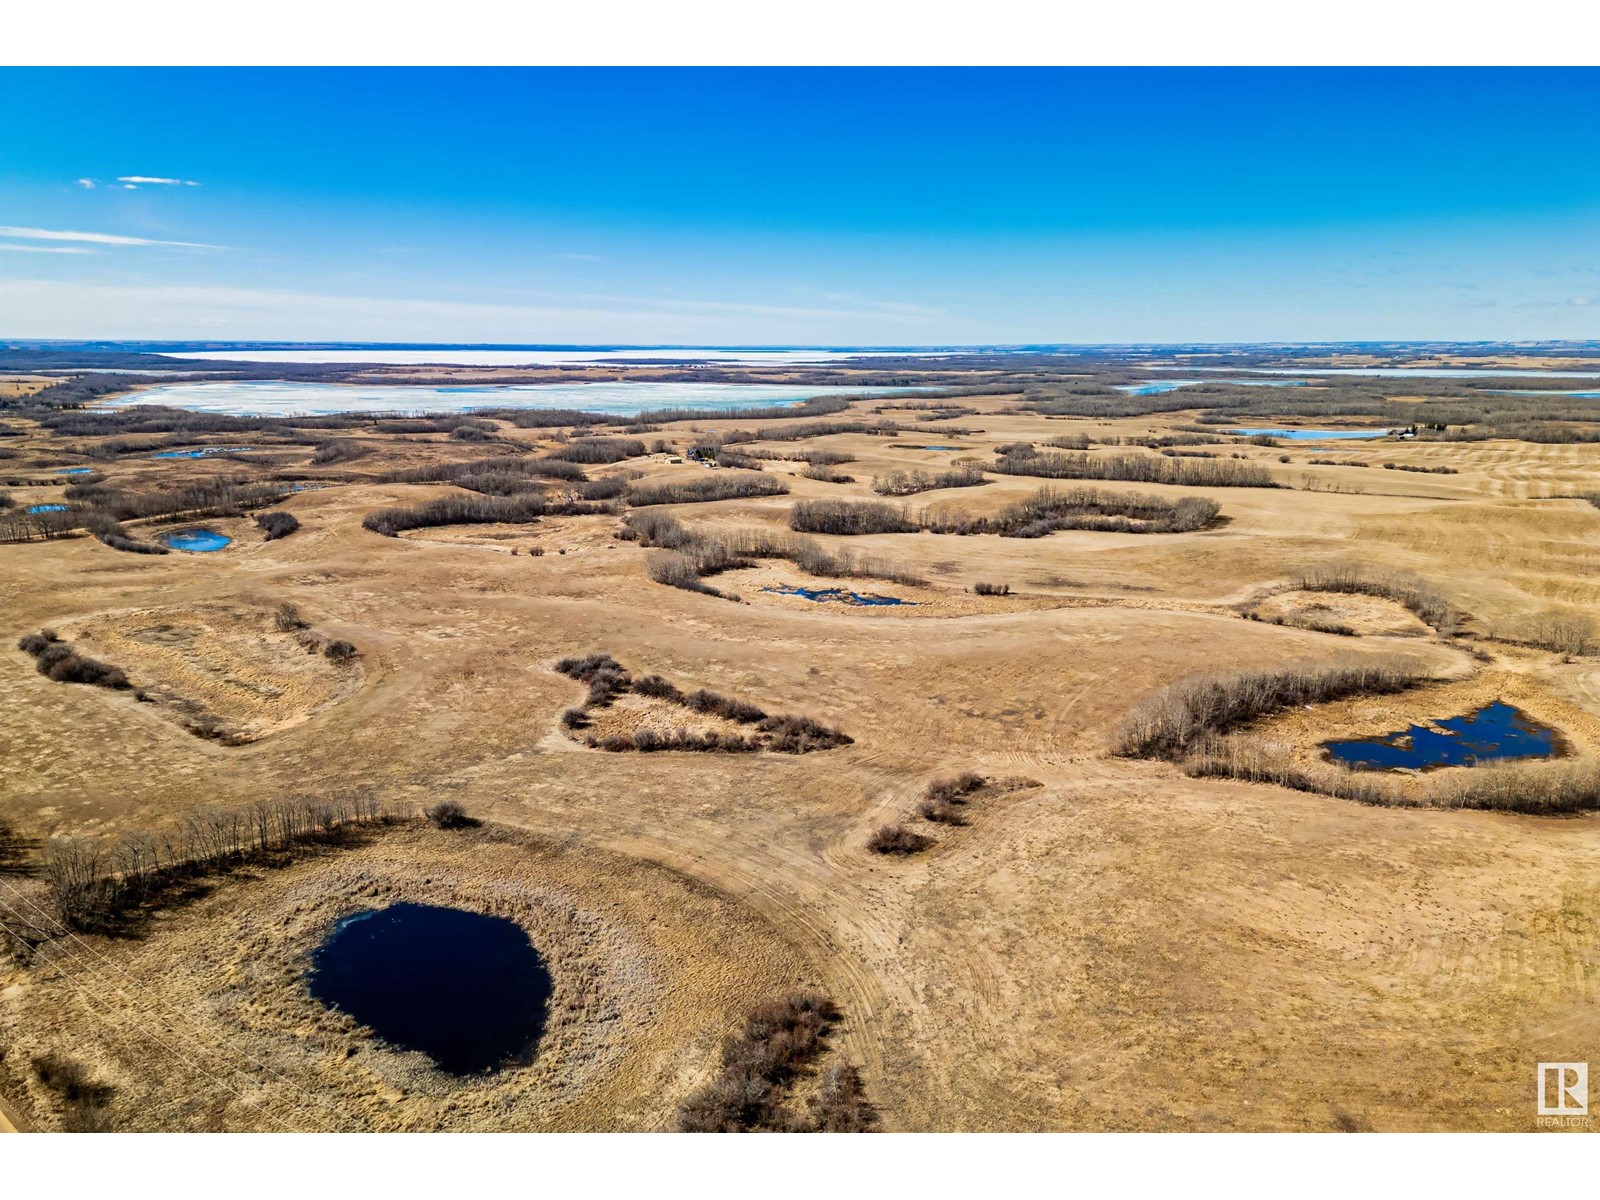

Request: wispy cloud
left=0, top=226, right=223, bottom=249
left=0, top=279, right=958, bottom=343
left=117, top=176, right=200, bottom=187
left=76, top=178, right=96, bottom=189
left=0, top=243, right=95, bottom=254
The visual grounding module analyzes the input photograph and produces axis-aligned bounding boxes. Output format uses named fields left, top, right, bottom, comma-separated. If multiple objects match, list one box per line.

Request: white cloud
left=116, top=176, right=200, bottom=186
left=76, top=178, right=96, bottom=189
left=0, top=243, right=95, bottom=254
left=0, top=226, right=223, bottom=249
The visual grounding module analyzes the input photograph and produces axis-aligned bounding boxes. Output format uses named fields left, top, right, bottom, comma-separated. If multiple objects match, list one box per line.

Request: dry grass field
left=1, top=374, right=1597, bottom=1132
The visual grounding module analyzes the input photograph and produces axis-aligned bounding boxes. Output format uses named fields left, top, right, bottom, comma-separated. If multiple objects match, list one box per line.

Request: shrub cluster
left=557, top=654, right=850, bottom=753
left=1383, top=462, right=1458, bottom=474
left=790, top=499, right=916, bottom=535
left=255, top=510, right=300, bottom=540
left=554, top=651, right=632, bottom=706
left=38, top=795, right=402, bottom=934
left=311, top=439, right=371, bottom=465
left=992, top=445, right=1277, bottom=488
left=625, top=472, right=789, bottom=507
left=973, top=582, right=1011, bottom=596
left=17, top=629, right=131, bottom=690
left=866, top=824, right=932, bottom=856
left=1115, top=657, right=1429, bottom=759
left=424, top=799, right=478, bottom=829
left=915, top=771, right=986, bottom=824
left=548, top=437, right=648, bottom=464
left=871, top=465, right=986, bottom=496
left=676, top=993, right=845, bottom=1132
left=363, top=493, right=548, bottom=536
left=619, top=510, right=925, bottom=589
left=1186, top=738, right=1600, bottom=814
left=1292, top=563, right=1457, bottom=634
left=1491, top=610, right=1596, bottom=656
left=926, top=485, right=1219, bottom=537
left=80, top=512, right=169, bottom=554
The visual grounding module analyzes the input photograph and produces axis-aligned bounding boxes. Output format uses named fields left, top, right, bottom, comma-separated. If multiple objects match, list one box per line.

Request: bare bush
left=424, top=800, right=478, bottom=829
left=363, top=493, right=547, bottom=536
left=757, top=714, right=853, bottom=753
left=790, top=499, right=916, bottom=535
left=1292, top=563, right=1457, bottom=634
left=548, top=437, right=648, bottom=464
left=1186, top=738, right=1600, bottom=815
left=925, top=485, right=1218, bottom=536
left=273, top=602, right=308, bottom=632
left=993, top=447, right=1277, bottom=488
left=798, top=1059, right=877, bottom=1132
left=676, top=993, right=842, bottom=1132
left=866, top=824, right=932, bottom=856
left=255, top=510, right=299, bottom=540
left=1115, top=658, right=1430, bottom=759
left=323, top=639, right=359, bottom=664
left=625, top=473, right=788, bottom=507
left=311, top=439, right=371, bottom=465
left=973, top=581, right=1010, bottom=596
left=1491, top=610, right=1596, bottom=656
left=17, top=630, right=130, bottom=690
left=871, top=466, right=986, bottom=496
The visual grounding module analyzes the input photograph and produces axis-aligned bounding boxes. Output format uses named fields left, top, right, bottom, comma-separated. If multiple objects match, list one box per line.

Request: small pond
left=912, top=445, right=964, bottom=451
left=308, top=903, right=553, bottom=1075
left=152, top=446, right=251, bottom=459
left=27, top=504, right=68, bottom=513
left=55, top=467, right=94, bottom=474
left=159, top=528, right=232, bottom=553
left=1230, top=427, right=1391, bottom=441
left=764, top=584, right=916, bottom=606
left=1323, top=702, right=1561, bottom=771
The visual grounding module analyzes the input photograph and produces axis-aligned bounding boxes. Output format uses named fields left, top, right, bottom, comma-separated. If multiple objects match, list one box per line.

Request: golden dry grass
left=1, top=390, right=1597, bottom=1132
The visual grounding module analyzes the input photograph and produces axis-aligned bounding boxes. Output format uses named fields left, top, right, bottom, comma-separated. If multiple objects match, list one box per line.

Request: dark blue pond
left=159, top=528, right=232, bottom=552
left=764, top=585, right=916, bottom=606
left=308, top=903, right=553, bottom=1075
left=27, top=504, right=68, bottom=513
left=152, top=445, right=251, bottom=459
left=1323, top=702, right=1560, bottom=771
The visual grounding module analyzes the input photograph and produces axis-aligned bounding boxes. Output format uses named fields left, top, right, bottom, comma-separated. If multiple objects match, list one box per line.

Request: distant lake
left=1156, top=367, right=1600, bottom=380
left=1116, top=379, right=1309, bottom=395
left=1230, top=427, right=1390, bottom=440
left=1491, top=389, right=1600, bottom=398
left=107, top=380, right=923, bottom=418
left=164, top=347, right=951, bottom=367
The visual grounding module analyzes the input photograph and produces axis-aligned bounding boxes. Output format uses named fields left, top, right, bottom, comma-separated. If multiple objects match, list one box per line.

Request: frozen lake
left=163, top=346, right=951, bottom=367
left=107, top=380, right=922, bottom=417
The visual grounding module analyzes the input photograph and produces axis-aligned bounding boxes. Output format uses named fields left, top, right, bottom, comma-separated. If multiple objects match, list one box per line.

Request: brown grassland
left=1, top=368, right=1597, bottom=1132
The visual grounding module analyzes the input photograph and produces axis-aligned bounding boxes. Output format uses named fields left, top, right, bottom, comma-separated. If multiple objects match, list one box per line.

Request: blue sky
left=1, top=68, right=1596, bottom=343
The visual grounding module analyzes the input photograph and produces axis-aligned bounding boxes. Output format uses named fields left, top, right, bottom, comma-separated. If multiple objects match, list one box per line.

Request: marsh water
left=1323, top=702, right=1560, bottom=771
left=1229, top=427, right=1390, bottom=441
left=153, top=446, right=251, bottom=458
left=764, top=585, right=916, bottom=606
left=308, top=903, right=553, bottom=1075
left=159, top=528, right=232, bottom=552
